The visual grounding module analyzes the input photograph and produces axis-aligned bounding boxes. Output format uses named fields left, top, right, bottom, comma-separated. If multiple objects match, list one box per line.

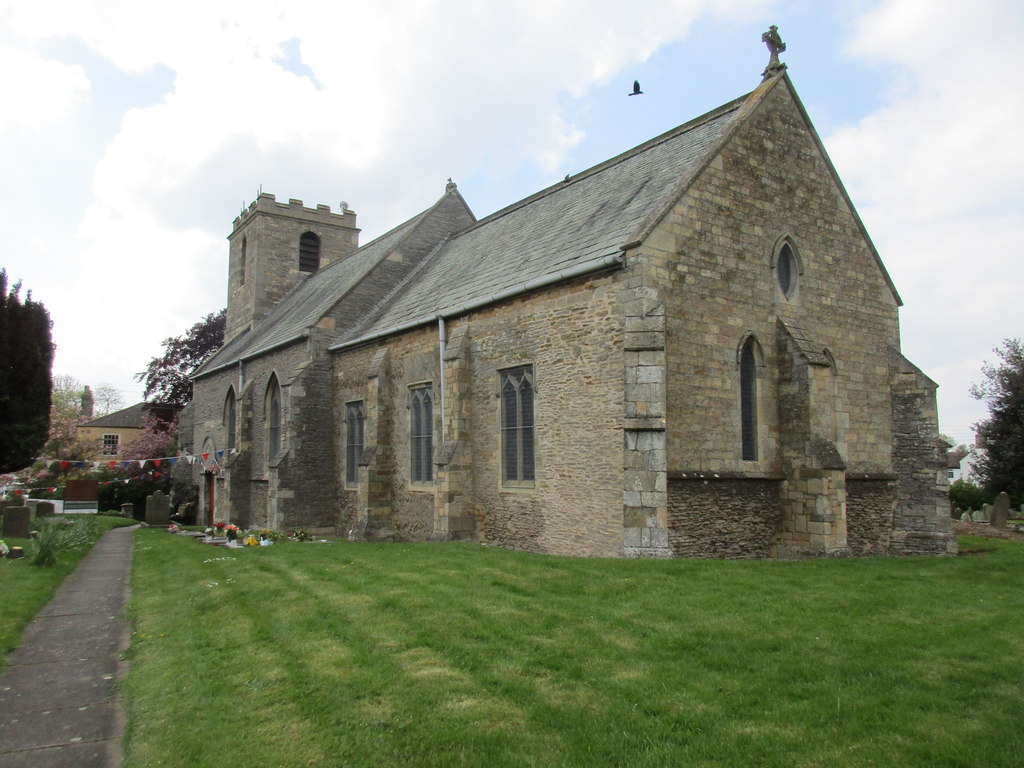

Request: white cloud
left=825, top=0, right=1024, bottom=438
left=0, top=45, right=90, bottom=131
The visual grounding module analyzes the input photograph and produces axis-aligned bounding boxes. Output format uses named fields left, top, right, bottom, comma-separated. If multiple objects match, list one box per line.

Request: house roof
left=79, top=403, right=147, bottom=429
left=79, top=402, right=182, bottom=430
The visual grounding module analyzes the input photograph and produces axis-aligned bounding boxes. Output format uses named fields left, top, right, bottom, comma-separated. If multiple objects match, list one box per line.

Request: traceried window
left=776, top=241, right=798, bottom=299
left=224, top=389, right=237, bottom=451
left=410, top=385, right=433, bottom=484
left=500, top=366, right=535, bottom=486
left=345, top=401, right=364, bottom=485
left=102, top=433, right=119, bottom=456
left=740, top=340, right=759, bottom=461
left=266, top=376, right=282, bottom=458
left=299, top=232, right=321, bottom=273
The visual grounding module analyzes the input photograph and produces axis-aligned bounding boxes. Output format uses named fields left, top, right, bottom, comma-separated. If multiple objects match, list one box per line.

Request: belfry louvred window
left=299, top=232, right=321, bottom=273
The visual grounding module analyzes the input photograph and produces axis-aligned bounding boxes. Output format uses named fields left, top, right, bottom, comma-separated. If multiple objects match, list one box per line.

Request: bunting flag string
left=41, top=449, right=237, bottom=475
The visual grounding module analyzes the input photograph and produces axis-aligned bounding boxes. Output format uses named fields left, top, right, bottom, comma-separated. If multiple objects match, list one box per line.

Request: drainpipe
left=438, top=316, right=446, bottom=435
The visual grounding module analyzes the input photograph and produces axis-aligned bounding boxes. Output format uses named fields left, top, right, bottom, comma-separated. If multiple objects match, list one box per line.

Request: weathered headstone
left=974, top=504, right=992, bottom=523
left=121, top=503, right=135, bottom=519
left=991, top=492, right=1010, bottom=530
left=145, top=490, right=170, bottom=526
left=1, top=506, right=31, bottom=539
left=34, top=500, right=56, bottom=517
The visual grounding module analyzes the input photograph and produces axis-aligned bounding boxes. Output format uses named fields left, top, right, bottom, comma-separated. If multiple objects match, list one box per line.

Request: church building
left=186, top=38, right=956, bottom=558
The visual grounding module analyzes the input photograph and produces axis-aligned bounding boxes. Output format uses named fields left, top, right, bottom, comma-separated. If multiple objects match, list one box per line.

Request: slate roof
left=80, top=403, right=147, bottom=429
left=79, top=402, right=182, bottom=429
left=334, top=92, right=751, bottom=347
left=195, top=204, right=442, bottom=377
left=196, top=73, right=898, bottom=372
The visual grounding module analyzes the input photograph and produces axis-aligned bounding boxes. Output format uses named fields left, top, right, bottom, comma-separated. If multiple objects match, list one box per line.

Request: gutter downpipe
left=329, top=251, right=626, bottom=354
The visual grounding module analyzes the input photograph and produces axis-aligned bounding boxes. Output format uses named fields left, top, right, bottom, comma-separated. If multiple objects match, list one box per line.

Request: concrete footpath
left=0, top=524, right=136, bottom=767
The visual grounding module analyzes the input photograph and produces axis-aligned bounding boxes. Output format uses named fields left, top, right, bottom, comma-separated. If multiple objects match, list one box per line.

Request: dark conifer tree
left=971, top=338, right=1024, bottom=507
left=0, top=270, right=54, bottom=473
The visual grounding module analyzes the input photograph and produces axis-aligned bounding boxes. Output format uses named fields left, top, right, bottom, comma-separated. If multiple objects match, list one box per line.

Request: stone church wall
left=667, top=475, right=783, bottom=558
left=332, top=270, right=624, bottom=556
left=846, top=476, right=895, bottom=556
left=654, top=80, right=899, bottom=480
left=461, top=273, right=623, bottom=557
left=192, top=339, right=340, bottom=531
left=630, top=77, right=909, bottom=554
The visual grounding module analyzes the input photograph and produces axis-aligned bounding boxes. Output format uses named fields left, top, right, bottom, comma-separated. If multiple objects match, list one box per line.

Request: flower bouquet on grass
left=224, top=524, right=240, bottom=541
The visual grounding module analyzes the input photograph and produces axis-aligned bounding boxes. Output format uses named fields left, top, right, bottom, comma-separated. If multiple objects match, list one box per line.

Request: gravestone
left=974, top=504, right=992, bottom=523
left=1, top=506, right=31, bottom=539
left=34, top=500, right=56, bottom=517
left=991, top=492, right=1010, bottom=530
left=145, top=490, right=170, bottom=526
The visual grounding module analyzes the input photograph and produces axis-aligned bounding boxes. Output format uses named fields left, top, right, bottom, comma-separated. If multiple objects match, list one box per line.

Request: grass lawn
left=123, top=531, right=1024, bottom=767
left=0, top=514, right=137, bottom=671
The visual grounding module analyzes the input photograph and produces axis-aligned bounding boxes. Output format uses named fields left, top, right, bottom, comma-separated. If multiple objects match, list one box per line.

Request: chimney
left=81, top=385, right=94, bottom=420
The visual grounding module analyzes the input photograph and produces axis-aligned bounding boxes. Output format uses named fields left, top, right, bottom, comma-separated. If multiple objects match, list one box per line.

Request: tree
left=119, top=413, right=177, bottom=462
left=137, top=309, right=225, bottom=407
left=0, top=270, right=54, bottom=473
left=970, top=338, right=1024, bottom=507
left=46, top=375, right=112, bottom=461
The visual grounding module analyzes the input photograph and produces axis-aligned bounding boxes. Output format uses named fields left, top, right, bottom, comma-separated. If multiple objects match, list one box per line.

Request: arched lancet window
left=740, top=339, right=759, bottom=461
left=266, top=376, right=282, bottom=458
left=224, top=389, right=237, bottom=452
left=410, top=385, right=433, bottom=483
left=299, top=232, right=321, bottom=273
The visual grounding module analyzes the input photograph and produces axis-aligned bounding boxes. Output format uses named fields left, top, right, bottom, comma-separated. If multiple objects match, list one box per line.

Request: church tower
left=225, top=193, right=360, bottom=343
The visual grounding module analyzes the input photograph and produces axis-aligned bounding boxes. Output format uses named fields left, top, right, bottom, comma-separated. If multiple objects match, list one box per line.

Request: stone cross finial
left=761, top=25, right=787, bottom=80
left=445, top=177, right=457, bottom=193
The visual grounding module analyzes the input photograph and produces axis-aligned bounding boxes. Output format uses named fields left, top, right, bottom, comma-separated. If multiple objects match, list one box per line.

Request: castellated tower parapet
left=225, top=192, right=360, bottom=343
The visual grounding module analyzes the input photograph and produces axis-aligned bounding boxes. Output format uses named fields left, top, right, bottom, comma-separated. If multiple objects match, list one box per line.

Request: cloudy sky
left=1, top=0, right=1020, bottom=446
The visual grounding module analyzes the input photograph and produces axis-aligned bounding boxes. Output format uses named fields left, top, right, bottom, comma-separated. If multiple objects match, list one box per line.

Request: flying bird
left=629, top=80, right=643, bottom=96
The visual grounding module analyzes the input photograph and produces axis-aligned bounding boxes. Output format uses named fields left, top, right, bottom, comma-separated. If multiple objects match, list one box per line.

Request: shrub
left=949, top=478, right=993, bottom=513
left=30, top=516, right=99, bottom=566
